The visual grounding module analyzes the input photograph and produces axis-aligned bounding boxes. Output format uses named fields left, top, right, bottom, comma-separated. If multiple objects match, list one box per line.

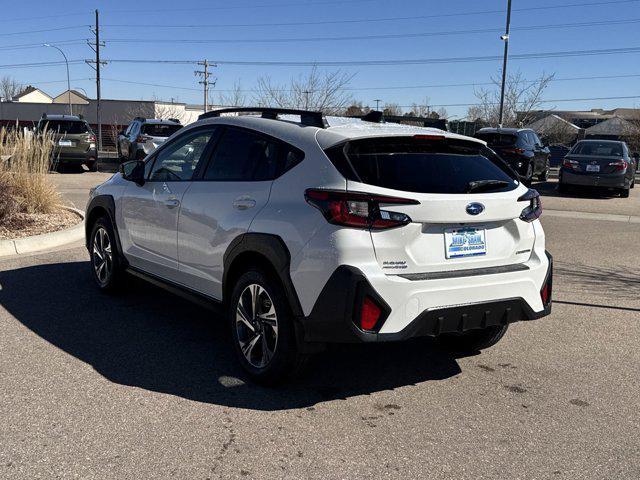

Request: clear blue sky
left=1, top=0, right=639, bottom=118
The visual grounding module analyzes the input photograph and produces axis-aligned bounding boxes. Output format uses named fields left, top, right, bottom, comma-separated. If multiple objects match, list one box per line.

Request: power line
left=0, top=60, right=85, bottom=70
left=103, top=0, right=376, bottom=14
left=102, top=18, right=640, bottom=45
left=100, top=73, right=640, bottom=93
left=102, top=0, right=640, bottom=29
left=0, top=12, right=89, bottom=24
left=105, top=46, right=640, bottom=67
left=393, top=95, right=640, bottom=108
left=0, top=40, right=87, bottom=51
left=0, top=25, right=89, bottom=37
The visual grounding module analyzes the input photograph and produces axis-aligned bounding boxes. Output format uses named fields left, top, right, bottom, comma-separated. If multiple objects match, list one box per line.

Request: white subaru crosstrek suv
left=85, top=108, right=552, bottom=384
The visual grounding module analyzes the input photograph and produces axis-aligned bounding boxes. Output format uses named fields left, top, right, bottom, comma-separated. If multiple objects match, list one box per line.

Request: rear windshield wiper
left=465, top=179, right=510, bottom=193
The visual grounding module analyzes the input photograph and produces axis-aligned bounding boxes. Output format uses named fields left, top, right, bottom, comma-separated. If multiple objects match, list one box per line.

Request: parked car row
left=474, top=127, right=638, bottom=199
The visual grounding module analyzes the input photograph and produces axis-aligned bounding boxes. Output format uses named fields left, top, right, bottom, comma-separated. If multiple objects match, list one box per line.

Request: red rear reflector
left=413, top=134, right=444, bottom=140
left=360, top=296, right=382, bottom=331
left=541, top=282, right=551, bottom=305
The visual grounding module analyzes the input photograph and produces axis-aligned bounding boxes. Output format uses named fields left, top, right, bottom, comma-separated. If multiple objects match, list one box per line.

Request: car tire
left=87, top=160, right=98, bottom=172
left=228, top=268, right=307, bottom=385
left=89, top=216, right=125, bottom=292
left=537, top=161, right=549, bottom=181
left=619, top=187, right=630, bottom=198
left=523, top=163, right=534, bottom=186
left=438, top=325, right=509, bottom=353
left=558, top=182, right=569, bottom=194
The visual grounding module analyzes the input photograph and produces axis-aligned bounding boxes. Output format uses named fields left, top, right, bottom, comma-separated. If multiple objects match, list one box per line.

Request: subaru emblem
left=466, top=203, right=484, bottom=216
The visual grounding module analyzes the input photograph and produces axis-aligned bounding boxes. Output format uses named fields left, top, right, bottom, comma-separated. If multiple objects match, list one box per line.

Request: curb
left=0, top=207, right=84, bottom=258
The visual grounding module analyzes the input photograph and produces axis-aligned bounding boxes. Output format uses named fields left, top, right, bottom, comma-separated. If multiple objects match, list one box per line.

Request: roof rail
left=199, top=107, right=328, bottom=128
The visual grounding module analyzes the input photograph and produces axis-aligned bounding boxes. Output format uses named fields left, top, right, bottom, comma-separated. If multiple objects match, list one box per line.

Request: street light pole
left=498, top=0, right=512, bottom=128
left=44, top=43, right=72, bottom=116
left=374, top=99, right=381, bottom=111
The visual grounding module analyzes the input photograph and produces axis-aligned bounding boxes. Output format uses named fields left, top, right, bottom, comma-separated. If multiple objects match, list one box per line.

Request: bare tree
left=1, top=76, right=24, bottom=101
left=253, top=67, right=355, bottom=114
left=436, top=107, right=449, bottom=119
left=344, top=102, right=371, bottom=116
left=621, top=112, right=640, bottom=154
left=408, top=98, right=431, bottom=117
left=217, top=81, right=247, bottom=108
left=383, top=103, right=402, bottom=116
left=467, top=71, right=555, bottom=127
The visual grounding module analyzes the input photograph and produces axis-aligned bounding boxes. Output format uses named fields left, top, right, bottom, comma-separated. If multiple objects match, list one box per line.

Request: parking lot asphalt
left=1, top=171, right=639, bottom=479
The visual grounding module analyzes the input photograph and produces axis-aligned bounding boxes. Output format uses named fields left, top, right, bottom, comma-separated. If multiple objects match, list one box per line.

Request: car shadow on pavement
left=0, top=261, right=464, bottom=411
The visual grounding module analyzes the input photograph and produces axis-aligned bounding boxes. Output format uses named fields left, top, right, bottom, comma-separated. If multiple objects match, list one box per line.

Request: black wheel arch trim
left=223, top=233, right=304, bottom=318
left=85, top=194, right=127, bottom=265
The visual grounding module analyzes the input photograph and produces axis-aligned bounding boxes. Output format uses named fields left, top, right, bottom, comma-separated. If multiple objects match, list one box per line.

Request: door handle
left=164, top=197, right=180, bottom=209
left=233, top=197, right=256, bottom=210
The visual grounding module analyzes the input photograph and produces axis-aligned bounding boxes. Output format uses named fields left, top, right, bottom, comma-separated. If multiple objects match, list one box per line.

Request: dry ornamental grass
left=0, top=127, right=64, bottom=233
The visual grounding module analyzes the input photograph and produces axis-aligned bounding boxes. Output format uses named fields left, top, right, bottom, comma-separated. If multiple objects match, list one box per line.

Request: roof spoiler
left=199, top=107, right=328, bottom=128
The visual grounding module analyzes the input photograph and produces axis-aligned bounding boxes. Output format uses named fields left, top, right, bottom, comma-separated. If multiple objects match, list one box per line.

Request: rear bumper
left=301, top=251, right=553, bottom=343
left=53, top=149, right=97, bottom=164
left=560, top=169, right=627, bottom=188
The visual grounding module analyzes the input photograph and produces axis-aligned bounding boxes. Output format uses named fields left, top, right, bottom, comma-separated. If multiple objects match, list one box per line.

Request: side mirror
left=121, top=160, right=145, bottom=185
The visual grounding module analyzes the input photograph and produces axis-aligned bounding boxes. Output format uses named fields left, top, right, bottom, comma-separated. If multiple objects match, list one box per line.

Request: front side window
left=148, top=128, right=215, bottom=181
left=203, top=128, right=279, bottom=181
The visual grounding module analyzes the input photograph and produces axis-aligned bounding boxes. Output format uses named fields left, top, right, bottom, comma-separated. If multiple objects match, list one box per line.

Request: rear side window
left=142, top=123, right=182, bottom=137
left=203, top=127, right=303, bottom=181
left=475, top=132, right=517, bottom=147
left=327, top=137, right=518, bottom=194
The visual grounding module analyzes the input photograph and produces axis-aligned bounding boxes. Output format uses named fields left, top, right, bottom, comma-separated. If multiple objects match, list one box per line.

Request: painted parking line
left=545, top=209, right=640, bottom=223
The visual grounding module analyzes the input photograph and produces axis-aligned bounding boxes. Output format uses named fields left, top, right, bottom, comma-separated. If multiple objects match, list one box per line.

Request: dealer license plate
left=445, top=228, right=487, bottom=259
left=58, top=140, right=73, bottom=147
left=586, top=164, right=600, bottom=172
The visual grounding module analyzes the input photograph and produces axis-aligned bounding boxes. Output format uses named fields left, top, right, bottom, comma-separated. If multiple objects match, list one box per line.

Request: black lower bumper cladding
left=302, top=256, right=553, bottom=344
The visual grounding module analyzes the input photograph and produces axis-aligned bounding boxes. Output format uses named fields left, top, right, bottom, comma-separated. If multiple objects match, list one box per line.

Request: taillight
left=87, top=134, right=96, bottom=142
left=517, top=188, right=542, bottom=222
left=562, top=158, right=579, bottom=169
left=608, top=159, right=627, bottom=172
left=305, top=189, right=418, bottom=230
left=504, top=147, right=525, bottom=154
left=360, top=296, right=382, bottom=331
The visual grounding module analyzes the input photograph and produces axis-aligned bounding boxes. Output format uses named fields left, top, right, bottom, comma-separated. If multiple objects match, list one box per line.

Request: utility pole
left=86, top=9, right=106, bottom=151
left=195, top=60, right=216, bottom=113
left=374, top=99, right=381, bottom=111
left=303, top=90, right=311, bottom=110
left=498, top=0, right=512, bottom=128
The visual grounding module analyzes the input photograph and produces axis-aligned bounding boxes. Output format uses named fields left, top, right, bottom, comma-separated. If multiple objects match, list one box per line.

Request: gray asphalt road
left=1, top=173, right=639, bottom=479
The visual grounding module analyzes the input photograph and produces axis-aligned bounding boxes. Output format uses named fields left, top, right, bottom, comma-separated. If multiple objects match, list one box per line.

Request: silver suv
left=117, top=117, right=182, bottom=162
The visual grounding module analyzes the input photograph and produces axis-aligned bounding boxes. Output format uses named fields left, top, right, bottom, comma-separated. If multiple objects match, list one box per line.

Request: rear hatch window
left=142, top=123, right=182, bottom=137
left=570, top=142, right=623, bottom=157
left=40, top=120, right=89, bottom=134
left=475, top=132, right=518, bottom=147
left=327, top=136, right=518, bottom=194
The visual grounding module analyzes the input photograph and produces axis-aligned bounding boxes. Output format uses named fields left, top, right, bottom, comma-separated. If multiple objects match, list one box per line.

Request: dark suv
left=475, top=128, right=550, bottom=184
left=36, top=114, right=98, bottom=171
